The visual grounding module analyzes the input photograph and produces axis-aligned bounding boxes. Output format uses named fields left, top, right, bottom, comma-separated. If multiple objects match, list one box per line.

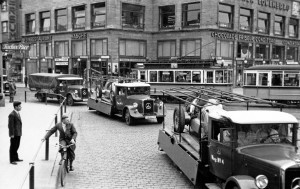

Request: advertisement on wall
left=8, top=0, right=17, bottom=41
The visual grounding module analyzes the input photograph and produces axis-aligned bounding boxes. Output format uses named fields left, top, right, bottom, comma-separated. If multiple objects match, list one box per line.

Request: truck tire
left=125, top=109, right=134, bottom=126
left=173, top=106, right=185, bottom=133
left=67, top=95, right=74, bottom=106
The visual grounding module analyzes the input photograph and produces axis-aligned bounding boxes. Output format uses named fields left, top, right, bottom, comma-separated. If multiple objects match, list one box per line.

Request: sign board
left=1, top=43, right=30, bottom=51
left=55, top=62, right=68, bottom=66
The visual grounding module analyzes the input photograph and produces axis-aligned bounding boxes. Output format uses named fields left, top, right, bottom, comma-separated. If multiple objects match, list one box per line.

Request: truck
left=28, top=73, right=89, bottom=106
left=87, top=74, right=166, bottom=125
left=158, top=87, right=300, bottom=189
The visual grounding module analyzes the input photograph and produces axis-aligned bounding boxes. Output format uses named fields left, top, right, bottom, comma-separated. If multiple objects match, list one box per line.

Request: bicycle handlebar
left=57, top=143, right=75, bottom=148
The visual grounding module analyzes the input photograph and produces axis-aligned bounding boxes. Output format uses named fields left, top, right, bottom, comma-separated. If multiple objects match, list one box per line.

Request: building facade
left=13, top=0, right=300, bottom=85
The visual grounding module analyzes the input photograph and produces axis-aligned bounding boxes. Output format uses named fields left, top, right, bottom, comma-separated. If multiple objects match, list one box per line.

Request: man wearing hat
left=8, top=101, right=23, bottom=165
left=42, top=114, right=77, bottom=171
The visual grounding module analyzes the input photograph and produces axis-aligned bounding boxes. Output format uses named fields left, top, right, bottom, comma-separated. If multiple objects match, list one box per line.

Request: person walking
left=42, top=114, right=77, bottom=171
left=8, top=101, right=23, bottom=165
left=8, top=80, right=16, bottom=103
left=24, top=76, right=28, bottom=88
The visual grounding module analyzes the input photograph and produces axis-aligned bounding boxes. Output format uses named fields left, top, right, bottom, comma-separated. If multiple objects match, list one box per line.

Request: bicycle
left=57, top=143, right=75, bottom=187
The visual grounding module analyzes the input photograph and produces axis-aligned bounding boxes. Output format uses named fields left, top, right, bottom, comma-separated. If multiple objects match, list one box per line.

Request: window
left=40, top=43, right=52, bottom=57
left=175, top=71, right=191, bottom=83
left=287, top=47, right=298, bottom=61
left=40, top=11, right=50, bottom=32
left=158, top=71, right=174, bottom=82
left=258, top=12, right=269, bottom=34
left=284, top=72, right=299, bottom=86
left=258, top=73, right=268, bottom=86
left=54, top=41, right=69, bottom=57
left=274, top=15, right=285, bottom=36
left=271, top=72, right=283, bottom=86
left=181, top=39, right=201, bottom=57
left=91, top=3, right=106, bottom=28
left=245, top=73, right=256, bottom=85
left=158, top=40, right=176, bottom=57
left=25, top=13, right=36, bottom=34
left=237, top=42, right=252, bottom=59
left=26, top=44, right=37, bottom=57
left=55, top=9, right=67, bottom=31
left=255, top=44, right=269, bottom=59
left=72, top=40, right=87, bottom=56
left=192, top=71, right=201, bottom=83
left=216, top=40, right=233, bottom=58
left=119, top=39, right=146, bottom=57
left=159, top=5, right=175, bottom=29
left=1, top=0, right=7, bottom=11
left=240, top=8, right=252, bottom=31
left=289, top=18, right=298, bottom=38
left=272, top=45, right=285, bottom=60
left=2, top=21, right=8, bottom=33
left=206, top=71, right=214, bottom=83
left=72, top=5, right=85, bottom=29
left=215, top=70, right=224, bottom=83
left=91, top=39, right=107, bottom=56
left=218, top=4, right=233, bottom=29
left=182, top=2, right=200, bottom=27
left=149, top=71, right=157, bottom=82
left=122, top=3, right=144, bottom=29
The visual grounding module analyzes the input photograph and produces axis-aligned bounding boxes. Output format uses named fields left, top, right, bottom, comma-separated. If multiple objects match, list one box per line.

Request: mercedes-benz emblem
left=145, top=103, right=152, bottom=109
left=291, top=177, right=300, bottom=189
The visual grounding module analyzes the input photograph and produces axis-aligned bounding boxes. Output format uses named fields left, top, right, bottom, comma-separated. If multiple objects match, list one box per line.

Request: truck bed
left=87, top=97, right=113, bottom=115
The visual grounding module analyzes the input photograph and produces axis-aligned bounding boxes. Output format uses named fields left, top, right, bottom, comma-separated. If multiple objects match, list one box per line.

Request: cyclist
left=42, top=114, right=77, bottom=171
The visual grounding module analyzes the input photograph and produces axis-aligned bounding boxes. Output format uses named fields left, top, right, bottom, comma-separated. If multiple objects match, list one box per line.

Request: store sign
left=8, top=0, right=17, bottom=41
left=72, top=33, right=87, bottom=40
left=55, top=57, right=69, bottom=61
left=257, top=0, right=289, bottom=11
left=211, top=32, right=276, bottom=43
left=23, top=36, right=52, bottom=43
left=119, top=58, right=146, bottom=62
left=1, top=43, right=30, bottom=51
left=55, top=62, right=68, bottom=66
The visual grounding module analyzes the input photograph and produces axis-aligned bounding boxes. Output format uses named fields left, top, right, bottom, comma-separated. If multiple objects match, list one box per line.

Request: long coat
left=8, top=111, right=22, bottom=137
left=44, top=122, right=77, bottom=142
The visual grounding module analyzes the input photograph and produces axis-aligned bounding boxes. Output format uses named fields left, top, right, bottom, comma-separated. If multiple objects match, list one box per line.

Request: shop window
left=274, top=15, right=285, bottom=36
left=287, top=47, right=298, bottom=61
left=192, top=71, right=201, bottom=83
left=91, top=3, right=106, bottom=28
left=119, top=39, right=146, bottom=57
left=216, top=40, right=233, bottom=58
left=258, top=12, right=269, bottom=34
left=245, top=73, right=256, bottom=85
left=72, top=40, right=87, bottom=56
left=284, top=73, right=299, bottom=86
left=26, top=44, right=37, bottom=57
left=55, top=8, right=67, bottom=31
left=240, top=8, right=252, bottom=31
left=2, top=21, right=8, bottom=33
left=1, top=0, right=7, bottom=11
left=150, top=71, right=157, bottom=82
left=91, top=39, right=107, bottom=56
left=218, top=4, right=233, bottom=29
left=40, top=11, right=50, bottom=32
left=272, top=45, right=285, bottom=60
left=40, top=42, right=52, bottom=57
left=237, top=42, right=252, bottom=59
left=289, top=18, right=298, bottom=38
left=122, top=3, right=144, bottom=29
left=159, top=5, right=175, bottom=29
left=158, top=71, right=174, bottom=82
left=271, top=72, right=283, bottom=86
left=181, top=39, right=201, bottom=57
left=175, top=71, right=191, bottom=83
left=255, top=44, right=269, bottom=59
left=182, top=2, right=200, bottom=27
left=54, top=41, right=69, bottom=57
left=158, top=40, right=176, bottom=57
left=25, top=13, right=36, bottom=34
left=72, top=5, right=85, bottom=29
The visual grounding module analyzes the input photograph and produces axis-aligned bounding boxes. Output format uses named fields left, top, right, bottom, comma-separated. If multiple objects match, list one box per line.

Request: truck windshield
left=236, top=123, right=296, bottom=146
left=127, top=87, right=150, bottom=95
left=65, top=80, right=83, bottom=85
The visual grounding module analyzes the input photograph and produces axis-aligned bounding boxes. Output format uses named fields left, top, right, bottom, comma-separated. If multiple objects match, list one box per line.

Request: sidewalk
left=0, top=84, right=69, bottom=189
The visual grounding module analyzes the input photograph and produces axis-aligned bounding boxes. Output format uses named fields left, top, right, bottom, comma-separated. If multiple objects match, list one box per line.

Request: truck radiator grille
left=285, top=168, right=300, bottom=189
left=143, top=100, right=153, bottom=115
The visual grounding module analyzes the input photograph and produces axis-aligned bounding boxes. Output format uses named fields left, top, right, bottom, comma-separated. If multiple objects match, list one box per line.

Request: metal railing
left=18, top=95, right=67, bottom=189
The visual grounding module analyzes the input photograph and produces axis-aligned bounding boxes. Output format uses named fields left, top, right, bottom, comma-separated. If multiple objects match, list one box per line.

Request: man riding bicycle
left=42, top=114, right=77, bottom=171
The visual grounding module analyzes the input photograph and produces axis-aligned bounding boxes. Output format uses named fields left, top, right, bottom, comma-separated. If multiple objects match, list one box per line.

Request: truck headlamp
left=255, top=175, right=268, bottom=189
left=133, top=102, right=138, bottom=108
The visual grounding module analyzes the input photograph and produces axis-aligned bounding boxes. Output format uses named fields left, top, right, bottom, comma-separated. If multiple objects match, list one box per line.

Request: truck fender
left=224, top=175, right=258, bottom=189
left=123, top=106, right=142, bottom=118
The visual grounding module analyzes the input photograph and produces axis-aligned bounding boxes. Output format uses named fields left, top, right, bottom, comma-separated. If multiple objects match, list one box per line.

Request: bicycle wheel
left=60, top=160, right=66, bottom=187
left=65, top=157, right=69, bottom=173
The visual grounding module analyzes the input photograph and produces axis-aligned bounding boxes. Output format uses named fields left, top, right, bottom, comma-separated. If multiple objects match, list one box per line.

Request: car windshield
left=65, top=80, right=83, bottom=85
left=127, top=87, right=150, bottom=95
left=236, top=123, right=295, bottom=146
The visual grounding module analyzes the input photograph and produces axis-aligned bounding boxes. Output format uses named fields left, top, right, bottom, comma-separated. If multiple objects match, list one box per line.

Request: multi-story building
left=17, top=0, right=300, bottom=85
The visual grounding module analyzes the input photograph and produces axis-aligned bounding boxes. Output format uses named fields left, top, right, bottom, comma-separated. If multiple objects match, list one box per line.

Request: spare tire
left=173, top=106, right=185, bottom=133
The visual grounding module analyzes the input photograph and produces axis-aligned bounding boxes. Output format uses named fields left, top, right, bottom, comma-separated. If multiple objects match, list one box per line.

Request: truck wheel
left=157, top=117, right=164, bottom=124
left=67, top=95, right=74, bottom=106
left=125, top=109, right=134, bottom=125
left=173, top=106, right=185, bottom=133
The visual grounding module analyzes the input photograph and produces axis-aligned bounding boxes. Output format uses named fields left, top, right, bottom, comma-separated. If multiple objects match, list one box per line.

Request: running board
left=205, top=183, right=221, bottom=189
left=114, top=114, right=122, bottom=118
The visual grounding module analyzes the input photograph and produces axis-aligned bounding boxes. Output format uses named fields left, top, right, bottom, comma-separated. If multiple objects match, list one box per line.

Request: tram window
left=140, top=71, right=146, bottom=81
left=258, top=73, right=268, bottom=86
left=224, top=70, right=232, bottom=83
left=284, top=73, right=299, bottom=86
left=150, top=71, right=157, bottom=82
left=216, top=71, right=224, bottom=83
left=192, top=71, right=201, bottom=83
left=175, top=71, right=191, bottom=83
left=159, top=71, right=174, bottom=82
left=271, top=72, right=282, bottom=86
left=245, top=73, right=256, bottom=85
left=206, top=71, right=214, bottom=83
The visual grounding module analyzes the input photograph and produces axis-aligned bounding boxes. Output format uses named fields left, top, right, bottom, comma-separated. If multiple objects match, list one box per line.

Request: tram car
left=131, top=62, right=233, bottom=99
left=243, top=65, right=300, bottom=104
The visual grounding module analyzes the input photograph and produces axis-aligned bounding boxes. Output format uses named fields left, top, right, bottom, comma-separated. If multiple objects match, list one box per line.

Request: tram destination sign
left=1, top=43, right=30, bottom=51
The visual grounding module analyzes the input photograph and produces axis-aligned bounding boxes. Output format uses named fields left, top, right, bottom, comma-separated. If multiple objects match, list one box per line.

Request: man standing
left=24, top=76, right=28, bottom=88
left=42, top=114, right=77, bottom=171
left=8, top=101, right=23, bottom=165
left=8, top=80, right=16, bottom=103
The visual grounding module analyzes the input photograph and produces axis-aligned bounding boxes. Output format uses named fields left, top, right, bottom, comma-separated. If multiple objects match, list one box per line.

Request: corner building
left=21, top=0, right=300, bottom=86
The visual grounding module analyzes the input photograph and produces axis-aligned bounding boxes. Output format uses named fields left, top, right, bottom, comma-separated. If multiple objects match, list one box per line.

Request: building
left=13, top=0, right=300, bottom=85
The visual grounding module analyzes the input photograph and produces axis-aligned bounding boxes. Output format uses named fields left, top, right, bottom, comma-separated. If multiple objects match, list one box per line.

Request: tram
left=243, top=65, right=300, bottom=104
left=131, top=61, right=233, bottom=98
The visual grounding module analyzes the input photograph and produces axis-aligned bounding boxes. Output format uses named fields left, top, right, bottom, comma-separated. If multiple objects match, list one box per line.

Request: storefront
left=54, top=57, right=69, bottom=74
left=90, top=55, right=110, bottom=75
left=119, top=58, right=146, bottom=77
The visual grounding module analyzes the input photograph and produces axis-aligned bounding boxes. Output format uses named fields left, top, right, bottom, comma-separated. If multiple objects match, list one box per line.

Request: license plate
left=145, top=116, right=156, bottom=119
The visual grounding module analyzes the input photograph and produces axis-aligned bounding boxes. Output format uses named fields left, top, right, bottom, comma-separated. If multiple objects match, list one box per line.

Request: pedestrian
left=24, top=76, right=28, bottom=88
left=42, top=114, right=77, bottom=171
left=13, top=80, right=17, bottom=95
left=8, top=101, right=23, bottom=165
left=8, top=79, right=16, bottom=103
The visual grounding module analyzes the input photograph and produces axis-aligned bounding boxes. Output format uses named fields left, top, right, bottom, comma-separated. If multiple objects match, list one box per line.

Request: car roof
left=57, top=77, right=83, bottom=80
left=114, top=82, right=150, bottom=87
left=210, top=110, right=298, bottom=124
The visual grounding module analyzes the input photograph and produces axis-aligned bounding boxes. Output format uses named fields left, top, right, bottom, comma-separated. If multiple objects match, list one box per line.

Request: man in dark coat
left=8, top=80, right=16, bottom=103
left=8, top=101, right=23, bottom=165
left=42, top=114, right=77, bottom=171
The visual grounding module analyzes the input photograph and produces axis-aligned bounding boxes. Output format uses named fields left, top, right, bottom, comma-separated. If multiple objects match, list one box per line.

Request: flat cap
left=62, top=114, right=68, bottom=119
left=13, top=101, right=21, bottom=107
